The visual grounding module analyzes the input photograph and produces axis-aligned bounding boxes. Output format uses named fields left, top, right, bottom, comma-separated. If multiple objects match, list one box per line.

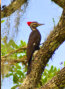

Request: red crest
left=27, top=22, right=32, bottom=26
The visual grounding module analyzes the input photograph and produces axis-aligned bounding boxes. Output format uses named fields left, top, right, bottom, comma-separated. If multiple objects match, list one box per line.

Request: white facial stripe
left=30, top=22, right=37, bottom=26
left=32, top=28, right=36, bottom=31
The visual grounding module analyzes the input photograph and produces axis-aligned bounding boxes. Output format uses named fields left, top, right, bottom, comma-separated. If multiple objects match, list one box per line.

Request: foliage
left=1, top=20, right=5, bottom=23
left=52, top=18, right=55, bottom=27
left=1, top=37, right=65, bottom=89
left=40, top=65, right=60, bottom=86
left=64, top=61, right=65, bottom=67
left=1, top=37, right=27, bottom=89
left=38, top=62, right=65, bottom=88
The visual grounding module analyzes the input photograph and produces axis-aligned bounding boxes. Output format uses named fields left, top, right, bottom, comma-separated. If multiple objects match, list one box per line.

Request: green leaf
left=17, top=70, right=24, bottom=76
left=11, top=84, right=20, bottom=89
left=8, top=40, right=18, bottom=49
left=58, top=68, right=60, bottom=72
left=52, top=18, right=55, bottom=26
left=43, top=77, right=47, bottom=83
left=43, top=70, right=47, bottom=76
left=64, top=61, right=65, bottom=67
left=20, top=40, right=26, bottom=47
left=46, top=64, right=49, bottom=67
left=48, top=65, right=54, bottom=73
left=13, top=74, right=19, bottom=83
left=53, top=67, right=57, bottom=73
left=6, top=73, right=13, bottom=77
left=16, top=64, right=21, bottom=69
left=1, top=20, right=5, bottom=23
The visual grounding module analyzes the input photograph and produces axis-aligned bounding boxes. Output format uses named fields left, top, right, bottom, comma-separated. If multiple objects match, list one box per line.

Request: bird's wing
left=27, top=31, right=41, bottom=61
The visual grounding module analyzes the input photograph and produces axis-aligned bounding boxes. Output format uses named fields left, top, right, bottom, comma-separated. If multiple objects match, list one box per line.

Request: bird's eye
left=33, top=24, right=36, bottom=26
left=33, top=24, right=37, bottom=26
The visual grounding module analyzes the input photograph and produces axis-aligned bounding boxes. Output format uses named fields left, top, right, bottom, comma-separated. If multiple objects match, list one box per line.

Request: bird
left=27, top=21, right=44, bottom=74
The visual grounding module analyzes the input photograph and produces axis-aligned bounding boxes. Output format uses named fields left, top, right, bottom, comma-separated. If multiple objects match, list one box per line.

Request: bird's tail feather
left=27, top=57, right=32, bottom=75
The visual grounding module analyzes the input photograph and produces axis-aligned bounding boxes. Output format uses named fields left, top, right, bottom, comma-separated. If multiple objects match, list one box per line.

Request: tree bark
left=1, top=0, right=65, bottom=89
left=19, top=9, right=65, bottom=89
left=52, top=0, right=65, bottom=9
left=1, top=0, right=27, bottom=18
left=39, top=67, right=65, bottom=89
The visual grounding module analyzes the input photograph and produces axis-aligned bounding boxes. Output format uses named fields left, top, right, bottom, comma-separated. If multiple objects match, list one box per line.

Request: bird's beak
left=38, top=23, right=44, bottom=26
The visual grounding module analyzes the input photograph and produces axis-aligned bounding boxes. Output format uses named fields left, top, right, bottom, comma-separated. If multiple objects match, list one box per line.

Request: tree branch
left=39, top=67, right=65, bottom=89
left=1, top=55, right=27, bottom=63
left=52, top=0, right=65, bottom=9
left=19, top=9, right=65, bottom=89
left=1, top=0, right=27, bottom=18
left=1, top=46, right=27, bottom=58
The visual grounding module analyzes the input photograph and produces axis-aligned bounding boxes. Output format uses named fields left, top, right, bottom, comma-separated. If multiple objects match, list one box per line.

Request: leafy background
left=1, top=0, right=65, bottom=89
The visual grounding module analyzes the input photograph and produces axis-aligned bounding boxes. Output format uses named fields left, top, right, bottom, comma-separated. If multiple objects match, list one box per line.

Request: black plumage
left=27, top=22, right=44, bottom=74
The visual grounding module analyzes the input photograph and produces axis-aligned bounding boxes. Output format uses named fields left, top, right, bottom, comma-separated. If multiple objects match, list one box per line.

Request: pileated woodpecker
left=27, top=21, right=44, bottom=74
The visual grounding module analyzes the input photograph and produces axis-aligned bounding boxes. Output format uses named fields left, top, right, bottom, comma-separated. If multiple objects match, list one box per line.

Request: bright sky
left=1, top=0, right=65, bottom=89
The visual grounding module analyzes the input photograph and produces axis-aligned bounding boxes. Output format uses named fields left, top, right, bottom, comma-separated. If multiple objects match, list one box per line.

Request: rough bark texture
left=39, top=67, right=65, bottom=89
left=1, top=0, right=27, bottom=18
left=52, top=0, right=65, bottom=9
left=19, top=9, right=65, bottom=89
left=1, top=0, right=65, bottom=89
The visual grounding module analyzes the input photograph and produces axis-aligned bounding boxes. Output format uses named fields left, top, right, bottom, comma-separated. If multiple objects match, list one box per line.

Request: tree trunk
left=19, top=9, right=65, bottom=89
left=1, top=0, right=27, bottom=18
left=39, top=67, right=65, bottom=89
